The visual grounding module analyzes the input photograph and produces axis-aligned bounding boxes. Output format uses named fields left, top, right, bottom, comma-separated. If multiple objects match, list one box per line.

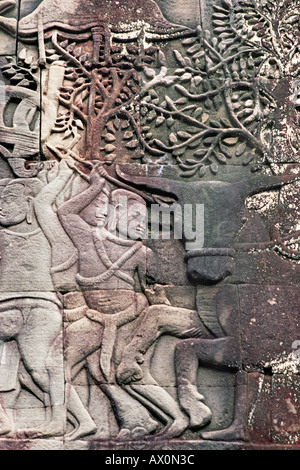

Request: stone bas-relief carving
left=0, top=163, right=72, bottom=438
left=0, top=0, right=299, bottom=450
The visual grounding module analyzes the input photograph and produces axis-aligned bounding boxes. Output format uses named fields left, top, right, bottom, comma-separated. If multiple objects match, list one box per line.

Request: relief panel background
left=0, top=0, right=299, bottom=450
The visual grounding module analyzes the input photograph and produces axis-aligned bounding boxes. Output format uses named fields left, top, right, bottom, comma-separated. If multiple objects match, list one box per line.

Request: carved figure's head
left=110, top=189, right=147, bottom=240
left=81, top=182, right=110, bottom=228
left=0, top=178, right=43, bottom=227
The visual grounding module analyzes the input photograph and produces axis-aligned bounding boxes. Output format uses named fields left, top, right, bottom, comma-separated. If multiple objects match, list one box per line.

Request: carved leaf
left=114, top=118, right=121, bottom=130
left=167, top=117, right=175, bottom=127
left=215, top=152, right=227, bottom=164
left=63, top=129, right=72, bottom=139
left=75, top=119, right=84, bottom=130
left=104, top=144, right=117, bottom=153
left=188, top=139, right=202, bottom=149
left=193, top=107, right=203, bottom=118
left=158, top=50, right=166, bottom=66
left=219, top=141, right=233, bottom=158
left=242, top=152, right=255, bottom=165
left=144, top=68, right=156, bottom=79
left=223, top=137, right=238, bottom=146
left=177, top=131, right=191, bottom=140
left=180, top=168, right=198, bottom=177
left=173, top=147, right=186, bottom=156
left=155, top=116, right=165, bottom=127
left=104, top=133, right=116, bottom=143
left=182, top=37, right=197, bottom=46
left=210, top=120, right=222, bottom=128
left=235, top=141, right=247, bottom=157
left=193, top=149, right=206, bottom=158
left=180, top=73, right=192, bottom=83
left=146, top=110, right=157, bottom=122
left=187, top=44, right=201, bottom=55
left=174, top=50, right=186, bottom=67
left=125, top=140, right=139, bottom=149
left=210, top=163, right=219, bottom=174
left=124, top=131, right=134, bottom=140
left=199, top=165, right=207, bottom=177
left=169, top=133, right=178, bottom=145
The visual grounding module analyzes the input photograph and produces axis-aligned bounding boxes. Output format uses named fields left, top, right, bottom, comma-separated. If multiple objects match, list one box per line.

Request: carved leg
left=0, top=401, right=13, bottom=436
left=175, top=336, right=247, bottom=440
left=116, top=306, right=203, bottom=437
left=65, top=316, right=103, bottom=379
left=64, top=317, right=103, bottom=440
left=65, top=385, right=97, bottom=441
left=100, top=384, right=159, bottom=440
left=86, top=349, right=159, bottom=440
left=201, top=370, right=248, bottom=441
left=17, top=304, right=65, bottom=438
left=19, top=365, right=53, bottom=430
left=117, top=305, right=202, bottom=385
left=174, top=339, right=213, bottom=430
left=129, top=384, right=189, bottom=439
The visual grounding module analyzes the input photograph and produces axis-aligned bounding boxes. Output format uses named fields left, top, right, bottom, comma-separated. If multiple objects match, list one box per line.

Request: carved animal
left=0, top=0, right=192, bottom=39
left=116, top=166, right=300, bottom=283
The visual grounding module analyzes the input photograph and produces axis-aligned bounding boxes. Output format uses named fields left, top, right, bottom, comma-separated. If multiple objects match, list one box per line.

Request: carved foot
left=65, top=422, right=97, bottom=441
left=148, top=414, right=189, bottom=440
left=18, top=426, right=64, bottom=439
left=178, top=384, right=212, bottom=430
left=116, top=422, right=158, bottom=441
left=0, top=407, right=14, bottom=437
left=18, top=418, right=66, bottom=439
left=115, top=428, right=132, bottom=440
left=117, top=354, right=144, bottom=385
left=201, top=423, right=246, bottom=442
left=0, top=421, right=13, bottom=437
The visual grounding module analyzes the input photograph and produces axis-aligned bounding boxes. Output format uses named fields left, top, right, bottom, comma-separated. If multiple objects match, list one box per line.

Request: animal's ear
left=246, top=172, right=300, bottom=196
left=115, top=165, right=181, bottom=198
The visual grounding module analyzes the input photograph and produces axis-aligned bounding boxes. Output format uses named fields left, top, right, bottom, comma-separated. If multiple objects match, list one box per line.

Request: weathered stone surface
left=0, top=0, right=298, bottom=451
left=246, top=373, right=273, bottom=444
left=246, top=373, right=300, bottom=445
left=271, top=374, right=300, bottom=444
left=239, top=285, right=300, bottom=371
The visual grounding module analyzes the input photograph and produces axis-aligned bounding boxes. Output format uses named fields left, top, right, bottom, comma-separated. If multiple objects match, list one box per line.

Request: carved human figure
left=58, top=164, right=155, bottom=440
left=58, top=164, right=193, bottom=440
left=0, top=161, right=75, bottom=438
left=116, top=294, right=215, bottom=429
left=117, top=284, right=246, bottom=439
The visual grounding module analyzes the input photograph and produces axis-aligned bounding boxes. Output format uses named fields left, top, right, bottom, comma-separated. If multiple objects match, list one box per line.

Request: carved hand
left=89, top=162, right=106, bottom=186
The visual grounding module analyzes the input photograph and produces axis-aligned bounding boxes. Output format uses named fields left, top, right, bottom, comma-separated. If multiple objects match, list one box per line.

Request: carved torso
left=0, top=227, right=54, bottom=292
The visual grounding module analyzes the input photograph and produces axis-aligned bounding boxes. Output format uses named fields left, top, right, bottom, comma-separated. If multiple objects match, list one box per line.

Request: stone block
left=239, top=285, right=300, bottom=371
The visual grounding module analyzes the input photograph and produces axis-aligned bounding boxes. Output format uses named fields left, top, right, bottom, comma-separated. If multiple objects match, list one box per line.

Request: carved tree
left=0, top=0, right=299, bottom=175
left=137, top=0, right=300, bottom=176
left=42, top=29, right=167, bottom=163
